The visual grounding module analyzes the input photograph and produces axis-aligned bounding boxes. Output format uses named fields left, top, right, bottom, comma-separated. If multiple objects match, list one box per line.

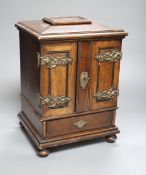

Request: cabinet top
left=15, top=16, right=128, bottom=40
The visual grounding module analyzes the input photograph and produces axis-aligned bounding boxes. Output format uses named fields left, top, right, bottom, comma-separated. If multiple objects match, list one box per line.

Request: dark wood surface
left=40, top=42, right=77, bottom=117
left=18, top=111, right=119, bottom=149
left=20, top=31, right=40, bottom=113
left=76, top=41, right=91, bottom=113
left=16, top=16, right=127, bottom=157
left=15, top=17, right=128, bottom=40
left=46, top=110, right=114, bottom=138
left=90, top=40, right=122, bottom=110
left=42, top=16, right=92, bottom=26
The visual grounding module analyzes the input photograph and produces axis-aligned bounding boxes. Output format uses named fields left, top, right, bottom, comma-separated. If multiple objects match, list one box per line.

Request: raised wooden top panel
left=42, top=16, right=92, bottom=25
left=15, top=16, right=128, bottom=40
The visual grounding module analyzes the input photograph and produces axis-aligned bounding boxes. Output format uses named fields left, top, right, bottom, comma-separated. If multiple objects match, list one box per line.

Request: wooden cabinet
left=15, top=16, right=128, bottom=157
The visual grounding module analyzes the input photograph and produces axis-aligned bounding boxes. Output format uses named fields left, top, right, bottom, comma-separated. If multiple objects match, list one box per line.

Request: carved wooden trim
left=18, top=22, right=42, bottom=35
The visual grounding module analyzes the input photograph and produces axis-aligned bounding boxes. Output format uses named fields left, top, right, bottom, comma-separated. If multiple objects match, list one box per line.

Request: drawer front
left=46, top=111, right=114, bottom=138
left=40, top=43, right=77, bottom=117
left=90, top=40, right=122, bottom=110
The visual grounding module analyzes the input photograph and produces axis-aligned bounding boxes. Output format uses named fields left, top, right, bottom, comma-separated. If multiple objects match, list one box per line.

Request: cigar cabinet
left=15, top=16, right=128, bottom=157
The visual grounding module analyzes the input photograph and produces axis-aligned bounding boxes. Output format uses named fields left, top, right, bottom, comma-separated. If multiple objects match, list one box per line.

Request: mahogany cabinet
left=15, top=16, right=128, bottom=157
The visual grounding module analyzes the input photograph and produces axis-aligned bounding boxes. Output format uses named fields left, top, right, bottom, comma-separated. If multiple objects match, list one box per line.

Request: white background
left=0, top=0, right=146, bottom=174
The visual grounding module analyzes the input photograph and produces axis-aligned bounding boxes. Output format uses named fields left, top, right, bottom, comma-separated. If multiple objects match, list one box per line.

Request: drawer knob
left=73, top=120, right=88, bottom=129
left=80, top=71, right=90, bottom=89
left=93, top=87, right=119, bottom=102
left=95, top=49, right=122, bottom=63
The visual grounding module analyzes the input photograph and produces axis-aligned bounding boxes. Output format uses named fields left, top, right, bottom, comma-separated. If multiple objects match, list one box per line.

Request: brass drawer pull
left=95, top=49, right=122, bottom=63
left=80, top=71, right=90, bottom=89
left=73, top=120, right=88, bottom=129
left=93, top=88, right=119, bottom=102
left=39, top=95, right=71, bottom=108
left=38, top=52, right=72, bottom=68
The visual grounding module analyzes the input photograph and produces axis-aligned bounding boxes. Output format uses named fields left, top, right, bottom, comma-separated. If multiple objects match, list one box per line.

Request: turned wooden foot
left=106, top=135, right=117, bottom=143
left=37, top=149, right=50, bottom=157
left=19, top=122, right=24, bottom=128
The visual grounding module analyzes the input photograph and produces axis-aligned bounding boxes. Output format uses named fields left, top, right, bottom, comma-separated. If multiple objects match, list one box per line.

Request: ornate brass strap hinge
left=38, top=94, right=71, bottom=108
left=93, top=87, right=119, bottom=102
left=95, top=49, right=122, bottom=63
left=37, top=52, right=72, bottom=68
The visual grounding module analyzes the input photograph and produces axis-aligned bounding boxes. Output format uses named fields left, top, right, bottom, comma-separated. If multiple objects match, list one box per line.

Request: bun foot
left=106, top=135, right=117, bottom=143
left=19, top=122, right=24, bottom=128
left=37, top=149, right=50, bottom=157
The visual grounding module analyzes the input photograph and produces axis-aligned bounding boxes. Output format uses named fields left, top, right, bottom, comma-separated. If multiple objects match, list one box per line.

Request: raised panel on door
left=90, top=40, right=122, bottom=110
left=40, top=43, right=77, bottom=117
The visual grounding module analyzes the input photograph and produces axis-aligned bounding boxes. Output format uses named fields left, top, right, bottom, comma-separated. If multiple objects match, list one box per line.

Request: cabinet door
left=40, top=43, right=77, bottom=117
left=90, top=40, right=122, bottom=110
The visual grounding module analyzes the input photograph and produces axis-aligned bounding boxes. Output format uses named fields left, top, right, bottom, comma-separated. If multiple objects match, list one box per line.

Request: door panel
left=90, top=40, right=122, bottom=110
left=98, top=61, right=113, bottom=90
left=40, top=43, right=77, bottom=117
left=51, top=63, right=66, bottom=96
left=76, top=42, right=91, bottom=113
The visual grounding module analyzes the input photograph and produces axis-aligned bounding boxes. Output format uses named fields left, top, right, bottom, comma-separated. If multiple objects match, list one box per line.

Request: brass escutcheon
left=80, top=71, right=90, bottom=89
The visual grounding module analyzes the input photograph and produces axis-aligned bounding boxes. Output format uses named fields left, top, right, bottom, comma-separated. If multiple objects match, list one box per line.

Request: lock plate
left=80, top=71, right=90, bottom=89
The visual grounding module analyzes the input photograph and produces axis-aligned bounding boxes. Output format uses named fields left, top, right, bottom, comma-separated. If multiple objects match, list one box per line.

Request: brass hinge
left=38, top=94, right=71, bottom=108
left=93, top=87, right=119, bottom=102
left=37, top=52, right=72, bottom=68
left=95, top=49, right=122, bottom=63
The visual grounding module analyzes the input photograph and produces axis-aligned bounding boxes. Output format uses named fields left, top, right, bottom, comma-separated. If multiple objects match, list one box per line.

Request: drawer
left=46, top=111, right=114, bottom=138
